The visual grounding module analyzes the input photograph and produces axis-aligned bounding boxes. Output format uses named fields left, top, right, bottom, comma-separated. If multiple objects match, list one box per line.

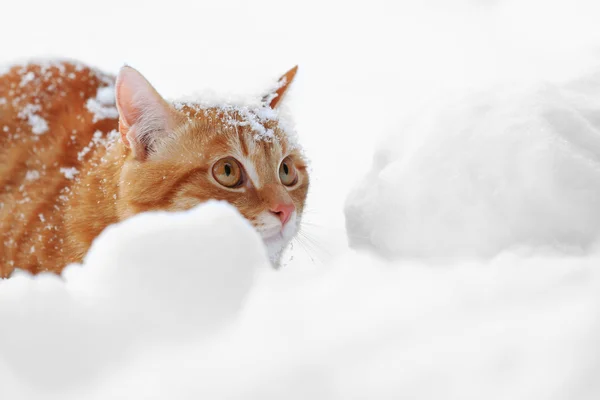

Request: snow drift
left=346, top=71, right=600, bottom=259
left=3, top=244, right=600, bottom=399
left=0, top=201, right=265, bottom=395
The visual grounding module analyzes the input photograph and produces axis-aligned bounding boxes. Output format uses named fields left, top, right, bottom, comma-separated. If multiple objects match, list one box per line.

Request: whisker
left=292, top=236, right=317, bottom=264
left=296, top=228, right=333, bottom=262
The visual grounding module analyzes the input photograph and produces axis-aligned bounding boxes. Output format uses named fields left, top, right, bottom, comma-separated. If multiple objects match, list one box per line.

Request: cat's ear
left=115, top=66, right=179, bottom=160
left=262, top=65, right=298, bottom=109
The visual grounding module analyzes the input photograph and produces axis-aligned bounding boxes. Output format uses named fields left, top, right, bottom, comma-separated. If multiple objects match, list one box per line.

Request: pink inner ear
left=114, top=66, right=175, bottom=159
left=115, top=66, right=153, bottom=129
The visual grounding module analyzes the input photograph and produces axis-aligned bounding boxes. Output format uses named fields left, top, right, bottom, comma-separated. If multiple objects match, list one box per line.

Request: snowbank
left=346, top=72, right=600, bottom=259
left=0, top=201, right=266, bottom=396
left=3, top=247, right=600, bottom=399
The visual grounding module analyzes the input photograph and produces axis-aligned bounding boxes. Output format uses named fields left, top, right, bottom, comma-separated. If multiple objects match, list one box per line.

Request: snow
left=85, top=86, right=118, bottom=123
left=17, top=104, right=48, bottom=135
left=59, top=167, right=79, bottom=180
left=3, top=0, right=600, bottom=399
left=0, top=202, right=263, bottom=397
left=19, top=71, right=35, bottom=87
left=24, top=170, right=40, bottom=181
left=2, top=222, right=600, bottom=399
left=173, top=101, right=287, bottom=143
left=345, top=76, right=600, bottom=259
left=0, top=58, right=87, bottom=79
left=77, top=129, right=119, bottom=161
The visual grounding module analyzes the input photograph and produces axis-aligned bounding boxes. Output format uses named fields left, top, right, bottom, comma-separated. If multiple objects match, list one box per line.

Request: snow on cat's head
left=114, top=66, right=308, bottom=265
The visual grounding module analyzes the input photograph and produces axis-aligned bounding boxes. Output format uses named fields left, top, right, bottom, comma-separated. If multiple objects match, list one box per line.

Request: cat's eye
left=212, top=157, right=244, bottom=188
left=279, top=157, right=298, bottom=186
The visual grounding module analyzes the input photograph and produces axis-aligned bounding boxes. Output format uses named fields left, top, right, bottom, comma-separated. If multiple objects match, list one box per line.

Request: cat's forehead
left=172, top=102, right=297, bottom=162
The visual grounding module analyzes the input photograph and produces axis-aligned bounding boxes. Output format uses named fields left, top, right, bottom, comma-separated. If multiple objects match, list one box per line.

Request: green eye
left=279, top=156, right=298, bottom=186
left=213, top=157, right=243, bottom=188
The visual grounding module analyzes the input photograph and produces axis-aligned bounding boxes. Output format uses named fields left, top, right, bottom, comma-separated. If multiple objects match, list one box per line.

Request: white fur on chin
left=254, top=211, right=298, bottom=266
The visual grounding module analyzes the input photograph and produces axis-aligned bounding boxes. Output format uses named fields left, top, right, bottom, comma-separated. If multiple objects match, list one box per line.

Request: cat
left=0, top=60, right=308, bottom=277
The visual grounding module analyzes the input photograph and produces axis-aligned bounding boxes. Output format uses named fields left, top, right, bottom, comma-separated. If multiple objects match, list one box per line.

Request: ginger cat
left=0, top=60, right=308, bottom=277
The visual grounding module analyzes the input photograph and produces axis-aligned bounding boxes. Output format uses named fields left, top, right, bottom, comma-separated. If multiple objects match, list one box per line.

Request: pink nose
left=270, top=203, right=295, bottom=226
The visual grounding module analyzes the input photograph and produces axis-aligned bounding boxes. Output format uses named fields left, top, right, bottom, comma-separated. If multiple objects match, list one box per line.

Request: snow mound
left=346, top=72, right=600, bottom=259
left=4, top=251, right=600, bottom=399
left=0, top=201, right=266, bottom=393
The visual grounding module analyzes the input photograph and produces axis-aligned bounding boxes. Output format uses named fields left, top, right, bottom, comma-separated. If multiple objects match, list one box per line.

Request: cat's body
left=0, top=60, right=307, bottom=277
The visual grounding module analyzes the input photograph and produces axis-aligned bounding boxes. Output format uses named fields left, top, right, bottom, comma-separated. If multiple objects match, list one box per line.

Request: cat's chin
left=254, top=211, right=298, bottom=267
left=261, top=222, right=298, bottom=267
left=262, top=233, right=290, bottom=267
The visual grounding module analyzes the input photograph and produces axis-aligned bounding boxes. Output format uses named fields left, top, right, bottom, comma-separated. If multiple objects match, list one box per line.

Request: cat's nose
left=270, top=203, right=295, bottom=226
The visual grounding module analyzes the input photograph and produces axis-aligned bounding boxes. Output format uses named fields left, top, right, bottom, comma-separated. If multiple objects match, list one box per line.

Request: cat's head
left=113, top=66, right=308, bottom=265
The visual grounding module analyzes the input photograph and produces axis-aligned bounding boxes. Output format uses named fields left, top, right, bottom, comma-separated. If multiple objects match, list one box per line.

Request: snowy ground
left=3, top=0, right=600, bottom=398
